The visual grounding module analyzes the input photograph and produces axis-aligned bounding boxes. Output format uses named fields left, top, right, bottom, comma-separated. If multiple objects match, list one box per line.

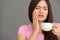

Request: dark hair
left=28, top=0, right=58, bottom=40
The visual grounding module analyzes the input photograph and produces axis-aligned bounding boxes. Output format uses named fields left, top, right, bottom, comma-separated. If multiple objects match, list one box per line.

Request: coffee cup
left=41, top=23, right=53, bottom=31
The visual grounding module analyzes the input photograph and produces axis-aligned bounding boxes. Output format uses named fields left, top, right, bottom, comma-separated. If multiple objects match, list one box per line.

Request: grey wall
left=0, top=0, right=60, bottom=40
left=50, top=0, right=60, bottom=22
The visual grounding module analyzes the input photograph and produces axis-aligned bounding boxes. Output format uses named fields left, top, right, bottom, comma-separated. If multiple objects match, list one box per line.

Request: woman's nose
left=39, top=9, right=43, bottom=13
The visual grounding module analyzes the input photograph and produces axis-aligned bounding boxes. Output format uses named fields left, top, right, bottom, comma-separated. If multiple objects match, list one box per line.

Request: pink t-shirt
left=17, top=24, right=44, bottom=40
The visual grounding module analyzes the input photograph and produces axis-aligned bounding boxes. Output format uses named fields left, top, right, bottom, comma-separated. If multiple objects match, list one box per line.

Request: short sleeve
left=17, top=25, right=27, bottom=37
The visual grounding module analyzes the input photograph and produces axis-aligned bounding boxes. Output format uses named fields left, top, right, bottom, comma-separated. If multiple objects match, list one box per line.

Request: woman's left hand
left=52, top=23, right=60, bottom=40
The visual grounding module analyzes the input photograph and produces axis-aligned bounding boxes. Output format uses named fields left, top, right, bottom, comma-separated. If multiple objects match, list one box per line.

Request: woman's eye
left=35, top=7, right=39, bottom=9
left=44, top=9, right=47, bottom=10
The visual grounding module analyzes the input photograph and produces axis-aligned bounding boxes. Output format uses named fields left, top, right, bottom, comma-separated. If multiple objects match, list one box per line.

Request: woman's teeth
left=38, top=15, right=43, bottom=18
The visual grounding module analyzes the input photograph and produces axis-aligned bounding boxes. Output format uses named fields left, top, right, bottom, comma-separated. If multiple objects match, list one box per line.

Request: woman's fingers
left=32, top=11, right=40, bottom=32
left=33, top=12, right=38, bottom=24
left=52, top=23, right=57, bottom=28
left=52, top=23, right=60, bottom=36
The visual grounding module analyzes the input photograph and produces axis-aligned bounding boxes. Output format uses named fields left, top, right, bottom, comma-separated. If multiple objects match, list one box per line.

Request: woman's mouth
left=38, top=15, right=44, bottom=18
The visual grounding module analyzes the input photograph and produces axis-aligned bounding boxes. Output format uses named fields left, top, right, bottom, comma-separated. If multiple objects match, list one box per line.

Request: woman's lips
left=38, top=15, right=44, bottom=18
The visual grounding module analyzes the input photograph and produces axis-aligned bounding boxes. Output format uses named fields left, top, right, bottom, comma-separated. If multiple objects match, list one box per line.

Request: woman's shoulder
left=18, top=23, right=32, bottom=33
left=17, top=24, right=32, bottom=36
left=18, top=24, right=32, bottom=29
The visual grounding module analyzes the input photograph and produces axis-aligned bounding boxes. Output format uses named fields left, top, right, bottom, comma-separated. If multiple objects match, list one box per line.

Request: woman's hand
left=32, top=12, right=42, bottom=33
left=52, top=23, right=60, bottom=40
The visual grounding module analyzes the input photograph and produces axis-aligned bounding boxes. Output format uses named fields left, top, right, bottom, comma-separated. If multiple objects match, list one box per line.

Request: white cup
left=41, top=23, right=53, bottom=31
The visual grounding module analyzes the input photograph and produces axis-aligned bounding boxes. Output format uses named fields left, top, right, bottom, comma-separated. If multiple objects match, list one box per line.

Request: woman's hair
left=28, top=0, right=58, bottom=40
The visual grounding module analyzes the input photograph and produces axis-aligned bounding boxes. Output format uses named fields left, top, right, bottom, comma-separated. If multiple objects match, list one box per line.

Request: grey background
left=0, top=0, right=60, bottom=40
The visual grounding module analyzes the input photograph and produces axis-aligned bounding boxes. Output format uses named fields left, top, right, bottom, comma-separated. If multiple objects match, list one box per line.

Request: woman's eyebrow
left=36, top=5, right=48, bottom=8
left=43, top=6, right=48, bottom=8
left=36, top=6, right=41, bottom=8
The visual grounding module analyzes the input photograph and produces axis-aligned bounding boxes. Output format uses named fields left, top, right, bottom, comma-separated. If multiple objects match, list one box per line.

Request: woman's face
left=33, top=0, right=48, bottom=22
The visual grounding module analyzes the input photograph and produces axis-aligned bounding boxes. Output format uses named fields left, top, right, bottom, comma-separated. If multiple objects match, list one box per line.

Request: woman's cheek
left=43, top=15, right=47, bottom=21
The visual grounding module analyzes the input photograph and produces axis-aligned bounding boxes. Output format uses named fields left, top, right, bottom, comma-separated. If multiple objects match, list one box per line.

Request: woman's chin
left=38, top=19, right=45, bottom=22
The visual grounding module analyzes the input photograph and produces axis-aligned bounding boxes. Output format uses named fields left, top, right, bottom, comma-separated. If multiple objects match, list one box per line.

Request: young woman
left=17, top=0, right=60, bottom=40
